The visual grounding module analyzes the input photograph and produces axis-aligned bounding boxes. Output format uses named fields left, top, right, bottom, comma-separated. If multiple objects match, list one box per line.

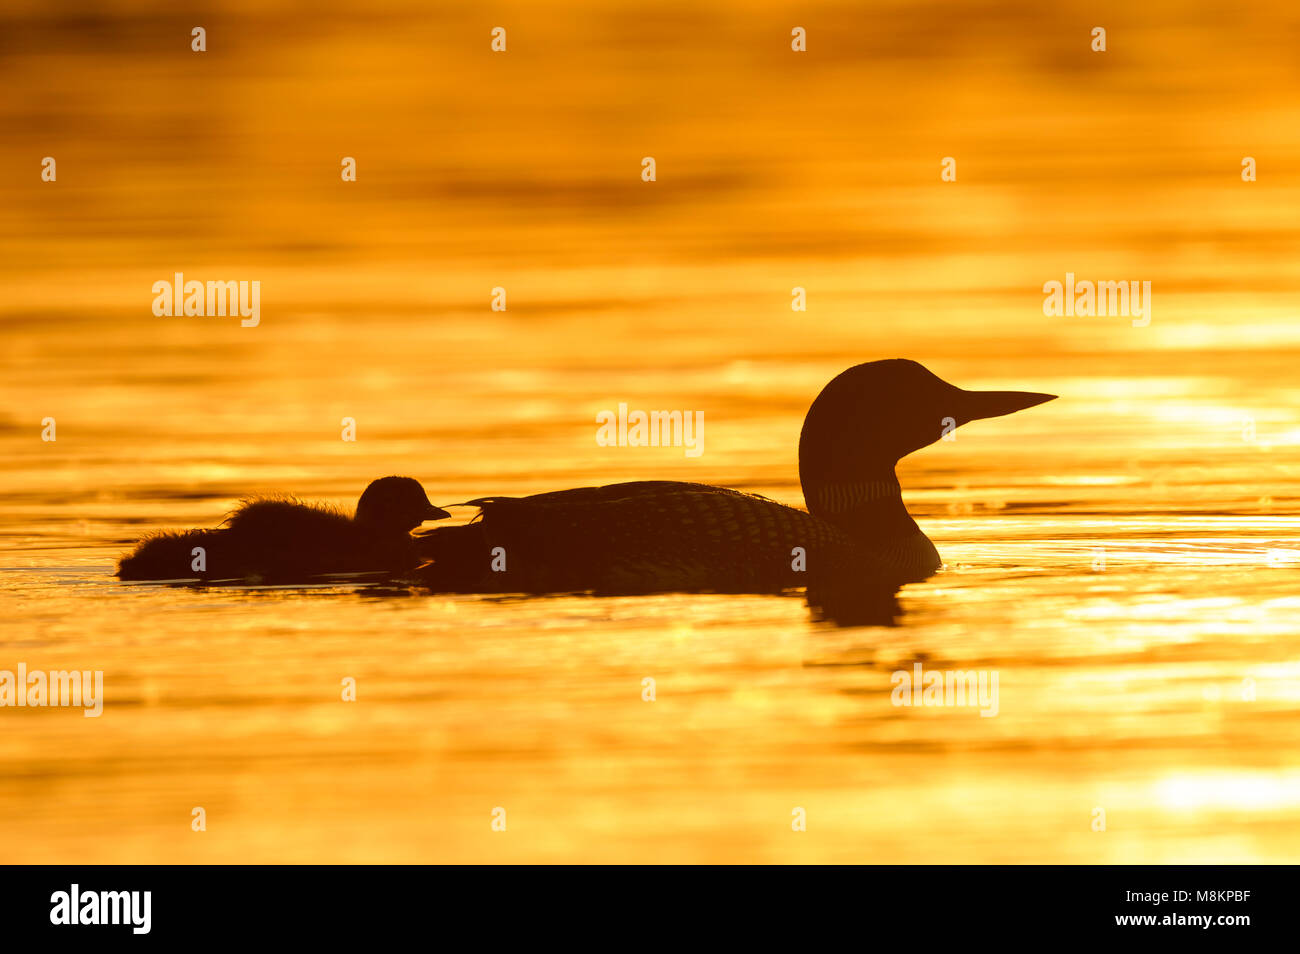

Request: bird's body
left=117, top=476, right=448, bottom=582
left=414, top=360, right=1054, bottom=596
left=415, top=480, right=937, bottom=593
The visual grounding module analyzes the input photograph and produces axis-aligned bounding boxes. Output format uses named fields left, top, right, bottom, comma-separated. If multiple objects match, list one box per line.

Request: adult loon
left=413, top=360, right=1056, bottom=594
left=117, top=476, right=448, bottom=582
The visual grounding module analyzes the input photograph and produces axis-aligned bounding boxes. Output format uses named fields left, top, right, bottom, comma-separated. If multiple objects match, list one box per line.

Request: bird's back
left=415, top=480, right=867, bottom=593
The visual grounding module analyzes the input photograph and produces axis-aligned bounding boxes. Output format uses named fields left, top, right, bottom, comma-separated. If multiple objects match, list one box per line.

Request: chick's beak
left=423, top=502, right=452, bottom=521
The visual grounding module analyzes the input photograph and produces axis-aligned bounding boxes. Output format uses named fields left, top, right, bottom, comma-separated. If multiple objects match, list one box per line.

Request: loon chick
left=117, top=476, right=449, bottom=582
left=413, top=360, right=1056, bottom=594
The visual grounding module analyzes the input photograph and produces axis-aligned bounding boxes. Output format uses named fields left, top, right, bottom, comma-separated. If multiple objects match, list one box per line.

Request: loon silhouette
left=413, top=360, right=1056, bottom=595
left=117, top=476, right=449, bottom=582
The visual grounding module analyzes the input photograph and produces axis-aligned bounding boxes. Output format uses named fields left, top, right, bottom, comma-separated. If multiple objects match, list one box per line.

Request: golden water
left=2, top=1, right=1299, bottom=862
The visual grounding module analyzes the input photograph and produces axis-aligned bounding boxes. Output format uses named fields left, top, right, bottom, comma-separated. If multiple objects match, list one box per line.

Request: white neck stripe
left=806, top=480, right=902, bottom=512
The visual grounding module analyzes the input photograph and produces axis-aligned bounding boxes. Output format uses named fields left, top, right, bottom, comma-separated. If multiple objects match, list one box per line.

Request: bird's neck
left=802, top=470, right=921, bottom=538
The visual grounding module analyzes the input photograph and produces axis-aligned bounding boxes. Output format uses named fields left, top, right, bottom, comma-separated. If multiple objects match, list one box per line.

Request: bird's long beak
left=959, top=388, right=1057, bottom=422
left=423, top=503, right=452, bottom=521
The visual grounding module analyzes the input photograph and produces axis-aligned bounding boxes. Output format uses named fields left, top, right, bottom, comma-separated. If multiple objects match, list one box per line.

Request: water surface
left=2, top=0, right=1299, bottom=863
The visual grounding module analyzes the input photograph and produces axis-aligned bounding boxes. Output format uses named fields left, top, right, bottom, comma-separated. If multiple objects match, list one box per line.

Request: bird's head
left=798, top=359, right=1057, bottom=484
left=355, top=476, right=450, bottom=532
